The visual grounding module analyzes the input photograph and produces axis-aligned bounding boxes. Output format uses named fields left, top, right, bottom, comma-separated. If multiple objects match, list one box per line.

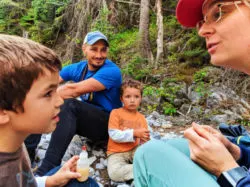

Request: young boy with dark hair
left=107, top=79, right=150, bottom=182
left=0, top=34, right=97, bottom=187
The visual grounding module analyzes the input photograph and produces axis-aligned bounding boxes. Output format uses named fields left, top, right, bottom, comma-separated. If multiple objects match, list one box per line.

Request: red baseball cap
left=176, top=0, right=206, bottom=28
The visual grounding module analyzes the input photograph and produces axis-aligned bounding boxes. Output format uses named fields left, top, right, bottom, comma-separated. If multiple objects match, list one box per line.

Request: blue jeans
left=133, top=138, right=219, bottom=187
left=45, top=166, right=99, bottom=187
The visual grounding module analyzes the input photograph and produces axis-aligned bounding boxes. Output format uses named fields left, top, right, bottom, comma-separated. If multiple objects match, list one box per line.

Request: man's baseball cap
left=83, top=31, right=109, bottom=46
left=176, top=0, right=206, bottom=28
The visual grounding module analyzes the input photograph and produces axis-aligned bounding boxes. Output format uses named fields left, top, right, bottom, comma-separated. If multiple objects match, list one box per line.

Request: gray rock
left=92, top=150, right=105, bottom=157
left=95, top=162, right=105, bottom=170
left=161, top=121, right=173, bottom=129
left=210, top=114, right=228, bottom=123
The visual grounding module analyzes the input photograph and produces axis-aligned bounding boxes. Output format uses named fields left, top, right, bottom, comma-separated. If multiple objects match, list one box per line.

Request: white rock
left=100, top=158, right=107, bottom=167
left=94, top=170, right=100, bottom=176
left=92, top=150, right=105, bottom=157
left=88, top=156, right=97, bottom=165
left=97, top=183, right=103, bottom=187
left=88, top=167, right=94, bottom=176
left=95, top=163, right=105, bottom=170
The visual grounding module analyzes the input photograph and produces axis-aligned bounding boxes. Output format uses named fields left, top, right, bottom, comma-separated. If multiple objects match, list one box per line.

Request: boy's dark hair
left=0, top=34, right=62, bottom=112
left=120, top=79, right=143, bottom=96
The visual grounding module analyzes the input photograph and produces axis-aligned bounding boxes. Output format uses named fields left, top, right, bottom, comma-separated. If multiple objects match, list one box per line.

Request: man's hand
left=45, top=156, right=81, bottom=187
left=184, top=123, right=239, bottom=177
left=134, top=128, right=150, bottom=142
left=57, top=78, right=105, bottom=99
left=57, top=85, right=71, bottom=99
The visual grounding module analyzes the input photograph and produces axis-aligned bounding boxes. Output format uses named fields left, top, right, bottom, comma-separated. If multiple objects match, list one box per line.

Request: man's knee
left=61, top=98, right=78, bottom=110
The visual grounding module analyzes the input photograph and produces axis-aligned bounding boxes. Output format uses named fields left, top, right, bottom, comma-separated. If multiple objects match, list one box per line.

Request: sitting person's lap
left=133, top=138, right=219, bottom=187
left=45, top=166, right=99, bottom=187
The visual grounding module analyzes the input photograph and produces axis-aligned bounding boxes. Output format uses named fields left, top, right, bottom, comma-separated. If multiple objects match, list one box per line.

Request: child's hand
left=45, top=155, right=81, bottom=187
left=134, top=128, right=150, bottom=140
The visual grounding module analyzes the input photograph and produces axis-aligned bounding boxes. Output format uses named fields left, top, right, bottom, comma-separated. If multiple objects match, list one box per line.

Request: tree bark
left=138, top=0, right=153, bottom=63
left=155, top=0, right=163, bottom=68
left=54, top=0, right=103, bottom=63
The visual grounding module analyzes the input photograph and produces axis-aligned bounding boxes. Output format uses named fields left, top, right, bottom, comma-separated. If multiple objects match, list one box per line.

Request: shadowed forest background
left=1, top=0, right=250, bottom=126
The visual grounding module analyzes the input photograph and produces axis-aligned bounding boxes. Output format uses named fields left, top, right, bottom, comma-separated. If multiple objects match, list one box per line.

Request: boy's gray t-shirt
left=0, top=144, right=37, bottom=187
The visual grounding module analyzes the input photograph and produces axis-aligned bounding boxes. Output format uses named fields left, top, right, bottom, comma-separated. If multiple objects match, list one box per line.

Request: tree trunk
left=138, top=0, right=153, bottom=64
left=155, top=0, right=163, bottom=68
left=54, top=0, right=104, bottom=63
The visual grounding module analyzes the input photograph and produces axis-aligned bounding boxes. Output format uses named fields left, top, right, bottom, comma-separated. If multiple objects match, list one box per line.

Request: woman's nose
left=198, top=22, right=215, bottom=38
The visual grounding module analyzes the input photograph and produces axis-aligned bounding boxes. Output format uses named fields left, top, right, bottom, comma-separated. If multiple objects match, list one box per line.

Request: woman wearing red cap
left=133, top=0, right=250, bottom=186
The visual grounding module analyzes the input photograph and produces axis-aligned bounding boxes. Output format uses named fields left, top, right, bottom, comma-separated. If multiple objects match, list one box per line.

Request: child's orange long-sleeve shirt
left=107, top=108, right=148, bottom=155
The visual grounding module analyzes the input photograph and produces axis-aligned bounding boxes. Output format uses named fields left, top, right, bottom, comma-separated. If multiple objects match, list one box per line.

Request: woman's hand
left=45, top=156, right=81, bottom=187
left=199, top=124, right=241, bottom=161
left=184, top=123, right=239, bottom=177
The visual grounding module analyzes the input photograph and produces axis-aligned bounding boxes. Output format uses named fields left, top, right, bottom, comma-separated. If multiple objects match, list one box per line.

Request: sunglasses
left=196, top=1, right=242, bottom=30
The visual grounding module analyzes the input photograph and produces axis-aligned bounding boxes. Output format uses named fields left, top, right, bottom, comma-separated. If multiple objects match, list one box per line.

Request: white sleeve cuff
left=109, top=129, right=135, bottom=142
left=36, top=176, right=48, bottom=187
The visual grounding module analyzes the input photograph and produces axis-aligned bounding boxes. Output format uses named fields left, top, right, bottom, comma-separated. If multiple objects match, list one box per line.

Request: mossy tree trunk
left=138, top=0, right=153, bottom=64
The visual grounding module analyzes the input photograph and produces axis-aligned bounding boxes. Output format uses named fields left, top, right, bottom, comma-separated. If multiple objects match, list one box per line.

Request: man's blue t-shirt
left=60, top=59, right=122, bottom=112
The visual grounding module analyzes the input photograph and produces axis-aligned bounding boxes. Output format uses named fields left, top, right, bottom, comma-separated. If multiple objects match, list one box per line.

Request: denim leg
left=45, top=166, right=99, bottom=187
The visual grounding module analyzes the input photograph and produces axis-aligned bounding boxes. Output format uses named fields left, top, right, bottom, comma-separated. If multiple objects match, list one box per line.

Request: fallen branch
left=186, top=104, right=192, bottom=115
left=115, top=0, right=140, bottom=6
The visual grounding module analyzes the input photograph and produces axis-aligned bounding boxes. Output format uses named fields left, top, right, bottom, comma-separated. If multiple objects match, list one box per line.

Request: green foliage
left=91, top=4, right=114, bottom=40
left=193, top=68, right=211, bottom=98
left=194, top=69, right=207, bottom=82
left=163, top=15, right=208, bottom=67
left=143, top=84, right=180, bottom=115
left=162, top=103, right=177, bottom=116
left=20, top=9, right=35, bottom=28
left=122, top=56, right=152, bottom=80
left=1, top=0, right=69, bottom=44
left=108, top=28, right=138, bottom=63
left=0, top=1, right=25, bottom=34
left=62, top=59, right=72, bottom=68
left=236, top=119, right=250, bottom=127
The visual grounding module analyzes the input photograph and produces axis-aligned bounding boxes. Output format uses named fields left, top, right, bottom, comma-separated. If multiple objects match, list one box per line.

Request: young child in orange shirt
left=107, top=79, right=150, bottom=182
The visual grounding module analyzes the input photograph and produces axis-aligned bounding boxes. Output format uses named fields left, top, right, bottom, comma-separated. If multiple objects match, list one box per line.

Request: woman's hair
left=120, top=79, right=143, bottom=96
left=0, top=34, right=61, bottom=112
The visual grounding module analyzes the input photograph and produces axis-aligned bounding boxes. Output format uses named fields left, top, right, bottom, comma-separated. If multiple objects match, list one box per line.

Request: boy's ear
left=0, top=110, right=10, bottom=125
left=120, top=96, right=124, bottom=105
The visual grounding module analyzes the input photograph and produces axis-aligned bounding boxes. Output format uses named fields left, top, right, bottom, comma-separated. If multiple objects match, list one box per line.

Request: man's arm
left=57, top=78, right=105, bottom=99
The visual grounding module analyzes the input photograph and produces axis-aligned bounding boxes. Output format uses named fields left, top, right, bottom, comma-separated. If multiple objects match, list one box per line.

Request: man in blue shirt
left=29, top=31, right=122, bottom=176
